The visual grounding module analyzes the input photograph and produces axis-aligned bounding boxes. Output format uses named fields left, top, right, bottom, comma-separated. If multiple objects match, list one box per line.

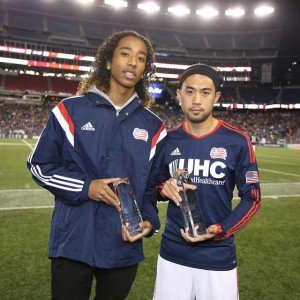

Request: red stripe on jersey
left=57, top=101, right=74, bottom=135
left=222, top=189, right=261, bottom=239
left=222, top=121, right=255, bottom=163
left=182, top=119, right=222, bottom=140
left=167, top=122, right=183, bottom=133
left=151, top=123, right=166, bottom=148
left=225, top=202, right=260, bottom=238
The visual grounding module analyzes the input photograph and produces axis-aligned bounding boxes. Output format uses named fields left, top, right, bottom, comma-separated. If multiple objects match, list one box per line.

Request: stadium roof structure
left=0, top=0, right=299, bottom=84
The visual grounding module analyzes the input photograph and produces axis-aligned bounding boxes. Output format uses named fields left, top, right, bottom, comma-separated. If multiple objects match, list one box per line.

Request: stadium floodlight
left=225, top=7, right=245, bottom=18
left=254, top=5, right=274, bottom=16
left=167, top=5, right=190, bottom=16
left=104, top=0, right=127, bottom=8
left=77, top=0, right=94, bottom=4
left=137, top=2, right=160, bottom=13
left=155, top=72, right=179, bottom=79
left=196, top=6, right=219, bottom=19
left=154, top=62, right=189, bottom=70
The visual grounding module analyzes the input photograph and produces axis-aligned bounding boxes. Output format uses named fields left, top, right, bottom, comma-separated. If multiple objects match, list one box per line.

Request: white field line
left=0, top=143, right=30, bottom=146
left=258, top=153, right=300, bottom=161
left=1, top=194, right=300, bottom=211
left=1, top=183, right=299, bottom=195
left=259, top=168, right=300, bottom=177
left=0, top=205, right=53, bottom=210
left=0, top=189, right=45, bottom=193
left=22, top=139, right=34, bottom=150
left=262, top=182, right=300, bottom=185
left=258, top=159, right=298, bottom=166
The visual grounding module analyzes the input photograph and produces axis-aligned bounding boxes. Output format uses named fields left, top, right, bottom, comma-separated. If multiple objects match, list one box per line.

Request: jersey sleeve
left=141, top=123, right=167, bottom=236
left=215, top=136, right=261, bottom=240
left=27, top=102, right=91, bottom=206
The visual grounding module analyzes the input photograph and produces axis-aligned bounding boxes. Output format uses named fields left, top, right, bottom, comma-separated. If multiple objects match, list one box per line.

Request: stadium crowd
left=0, top=101, right=48, bottom=138
left=152, top=101, right=300, bottom=144
left=1, top=100, right=299, bottom=144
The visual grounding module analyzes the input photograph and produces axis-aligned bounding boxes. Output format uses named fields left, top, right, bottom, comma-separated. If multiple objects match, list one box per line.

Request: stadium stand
left=176, top=32, right=207, bottom=50
left=5, top=27, right=49, bottom=42
left=1, top=99, right=299, bottom=145
left=147, top=29, right=180, bottom=48
left=82, top=21, right=114, bottom=41
left=281, top=88, right=300, bottom=104
left=0, top=3, right=282, bottom=58
left=0, top=0, right=299, bottom=144
left=206, top=33, right=234, bottom=50
left=3, top=74, right=48, bottom=93
left=47, top=16, right=81, bottom=36
left=263, top=31, right=281, bottom=48
left=49, top=77, right=79, bottom=95
left=8, top=9, right=45, bottom=31
left=239, top=86, right=278, bottom=103
left=0, top=101, right=48, bottom=138
left=235, top=32, right=263, bottom=49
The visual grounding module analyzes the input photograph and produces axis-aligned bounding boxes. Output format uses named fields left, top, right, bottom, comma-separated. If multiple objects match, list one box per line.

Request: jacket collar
left=87, top=86, right=142, bottom=114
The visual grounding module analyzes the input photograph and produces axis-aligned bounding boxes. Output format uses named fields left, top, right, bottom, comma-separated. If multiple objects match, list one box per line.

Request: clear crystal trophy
left=173, top=169, right=207, bottom=238
left=113, top=178, right=143, bottom=236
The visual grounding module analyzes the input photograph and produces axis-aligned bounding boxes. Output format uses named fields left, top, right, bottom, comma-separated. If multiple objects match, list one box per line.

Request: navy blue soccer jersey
left=159, top=119, right=261, bottom=271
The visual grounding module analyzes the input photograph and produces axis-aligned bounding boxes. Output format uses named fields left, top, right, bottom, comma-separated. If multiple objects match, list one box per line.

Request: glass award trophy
left=113, top=178, right=143, bottom=236
left=173, top=169, right=207, bottom=238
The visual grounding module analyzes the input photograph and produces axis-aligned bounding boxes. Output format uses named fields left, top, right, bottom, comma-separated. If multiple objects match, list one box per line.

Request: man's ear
left=176, top=89, right=181, bottom=101
left=214, top=91, right=221, bottom=104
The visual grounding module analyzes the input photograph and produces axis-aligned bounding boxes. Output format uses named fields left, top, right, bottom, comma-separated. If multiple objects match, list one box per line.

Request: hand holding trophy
left=172, top=169, right=207, bottom=238
left=113, top=178, right=152, bottom=242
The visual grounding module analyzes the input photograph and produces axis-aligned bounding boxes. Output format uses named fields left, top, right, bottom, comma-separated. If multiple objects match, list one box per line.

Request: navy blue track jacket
left=27, top=89, right=166, bottom=268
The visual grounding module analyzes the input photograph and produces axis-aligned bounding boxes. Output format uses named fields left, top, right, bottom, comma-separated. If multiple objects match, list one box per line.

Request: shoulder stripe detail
left=27, top=128, right=44, bottom=164
left=149, top=123, right=167, bottom=161
left=222, top=121, right=255, bottom=163
left=63, top=95, right=85, bottom=101
left=53, top=174, right=84, bottom=184
left=31, top=165, right=83, bottom=192
left=53, top=102, right=75, bottom=147
left=145, top=108, right=164, bottom=122
left=167, top=123, right=183, bottom=133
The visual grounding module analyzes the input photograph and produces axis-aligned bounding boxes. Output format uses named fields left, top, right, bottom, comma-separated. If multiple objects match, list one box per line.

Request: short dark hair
left=179, top=64, right=221, bottom=92
left=77, top=30, right=156, bottom=107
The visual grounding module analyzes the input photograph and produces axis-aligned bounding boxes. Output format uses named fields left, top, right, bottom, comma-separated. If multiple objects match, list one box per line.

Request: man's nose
left=128, top=55, right=137, bottom=67
left=193, top=92, right=202, bottom=104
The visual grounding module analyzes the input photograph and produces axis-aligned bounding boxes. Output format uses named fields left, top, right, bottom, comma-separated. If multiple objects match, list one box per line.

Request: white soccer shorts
left=153, top=255, right=239, bottom=300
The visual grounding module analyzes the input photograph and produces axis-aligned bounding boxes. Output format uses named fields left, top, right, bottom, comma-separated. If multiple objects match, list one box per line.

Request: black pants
left=51, top=257, right=138, bottom=300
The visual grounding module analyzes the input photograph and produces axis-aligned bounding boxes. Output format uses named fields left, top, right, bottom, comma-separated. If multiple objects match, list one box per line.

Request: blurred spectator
left=0, top=101, right=48, bottom=138
left=1, top=100, right=299, bottom=144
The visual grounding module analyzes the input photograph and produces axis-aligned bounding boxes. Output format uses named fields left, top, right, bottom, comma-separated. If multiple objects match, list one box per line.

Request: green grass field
left=0, top=139, right=299, bottom=299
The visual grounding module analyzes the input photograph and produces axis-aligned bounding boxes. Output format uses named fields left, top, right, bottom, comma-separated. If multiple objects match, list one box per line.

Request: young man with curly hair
left=27, top=31, right=166, bottom=299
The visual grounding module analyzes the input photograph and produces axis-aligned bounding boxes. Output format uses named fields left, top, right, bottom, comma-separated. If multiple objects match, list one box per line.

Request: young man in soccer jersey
left=27, top=31, right=166, bottom=299
left=153, top=64, right=261, bottom=300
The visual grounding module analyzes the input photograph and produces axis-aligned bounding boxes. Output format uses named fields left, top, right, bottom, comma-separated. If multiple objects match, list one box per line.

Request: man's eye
left=186, top=90, right=193, bottom=94
left=138, top=56, right=146, bottom=62
left=202, top=91, right=210, bottom=96
left=121, top=52, right=129, bottom=56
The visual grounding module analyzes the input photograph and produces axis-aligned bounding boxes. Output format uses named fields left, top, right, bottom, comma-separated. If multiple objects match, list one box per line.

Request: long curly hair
left=77, top=30, right=156, bottom=107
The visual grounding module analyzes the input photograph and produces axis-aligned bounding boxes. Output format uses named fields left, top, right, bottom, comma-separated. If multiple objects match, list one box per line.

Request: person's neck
left=107, top=82, right=135, bottom=106
left=185, top=117, right=218, bottom=137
